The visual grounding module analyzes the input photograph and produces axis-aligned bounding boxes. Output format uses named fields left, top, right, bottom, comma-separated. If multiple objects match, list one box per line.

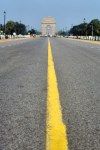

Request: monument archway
left=46, top=25, right=51, bottom=35
left=41, top=16, right=56, bottom=36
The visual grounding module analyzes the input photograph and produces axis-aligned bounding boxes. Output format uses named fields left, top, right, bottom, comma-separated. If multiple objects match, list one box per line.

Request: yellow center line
left=46, top=38, right=69, bottom=150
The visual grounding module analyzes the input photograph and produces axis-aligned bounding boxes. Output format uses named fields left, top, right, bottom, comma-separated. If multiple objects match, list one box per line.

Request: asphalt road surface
left=0, top=38, right=100, bottom=150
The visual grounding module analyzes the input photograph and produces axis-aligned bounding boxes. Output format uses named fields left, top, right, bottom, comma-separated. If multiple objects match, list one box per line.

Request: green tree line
left=0, top=21, right=27, bottom=35
left=58, top=19, right=100, bottom=37
left=69, top=19, right=100, bottom=36
left=6, top=21, right=27, bottom=35
left=0, top=21, right=40, bottom=35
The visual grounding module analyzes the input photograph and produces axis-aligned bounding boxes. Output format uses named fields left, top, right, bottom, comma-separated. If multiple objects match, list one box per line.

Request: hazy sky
left=0, top=0, right=100, bottom=31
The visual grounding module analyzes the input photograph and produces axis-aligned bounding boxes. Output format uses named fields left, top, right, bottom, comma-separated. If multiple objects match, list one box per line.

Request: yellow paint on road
left=46, top=39, right=68, bottom=150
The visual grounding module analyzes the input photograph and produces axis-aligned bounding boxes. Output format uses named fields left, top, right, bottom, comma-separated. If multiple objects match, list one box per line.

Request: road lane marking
left=46, top=39, right=69, bottom=150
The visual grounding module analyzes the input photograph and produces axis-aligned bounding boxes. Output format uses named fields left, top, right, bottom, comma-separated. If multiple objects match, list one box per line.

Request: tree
left=29, top=29, right=36, bottom=34
left=69, top=19, right=100, bottom=36
left=87, top=19, right=100, bottom=36
left=18, top=23, right=26, bottom=35
left=6, top=21, right=16, bottom=35
left=69, top=23, right=88, bottom=36
left=6, top=21, right=27, bottom=35
left=0, top=24, right=3, bottom=31
left=57, top=30, right=67, bottom=36
left=35, top=30, right=41, bottom=35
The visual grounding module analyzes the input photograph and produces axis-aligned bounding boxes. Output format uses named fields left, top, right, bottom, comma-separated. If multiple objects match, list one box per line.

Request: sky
left=0, top=0, right=100, bottom=32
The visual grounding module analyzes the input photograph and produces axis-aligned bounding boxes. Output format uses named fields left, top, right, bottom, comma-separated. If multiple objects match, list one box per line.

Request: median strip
left=46, top=38, right=69, bottom=150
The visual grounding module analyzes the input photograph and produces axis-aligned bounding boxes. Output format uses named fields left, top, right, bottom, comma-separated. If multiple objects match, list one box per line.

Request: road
left=0, top=38, right=100, bottom=150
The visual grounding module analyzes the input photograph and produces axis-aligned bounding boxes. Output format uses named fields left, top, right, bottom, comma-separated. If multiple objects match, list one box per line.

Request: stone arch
left=41, top=16, right=56, bottom=36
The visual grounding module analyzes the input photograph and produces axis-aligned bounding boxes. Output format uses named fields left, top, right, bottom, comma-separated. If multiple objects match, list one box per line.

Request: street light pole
left=70, top=24, right=73, bottom=35
left=4, top=11, right=6, bottom=38
left=27, top=25, right=30, bottom=31
left=71, top=24, right=73, bottom=28
left=65, top=27, right=67, bottom=36
left=83, top=18, right=87, bottom=37
left=83, top=18, right=86, bottom=24
left=19, top=20, right=21, bottom=34
left=92, top=23, right=93, bottom=37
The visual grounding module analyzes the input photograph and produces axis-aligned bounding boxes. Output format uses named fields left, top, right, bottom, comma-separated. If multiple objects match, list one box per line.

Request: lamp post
left=83, top=18, right=87, bottom=37
left=91, top=23, right=93, bottom=37
left=19, top=20, right=21, bottom=34
left=83, top=18, right=86, bottom=24
left=64, top=27, right=67, bottom=36
left=28, top=25, right=29, bottom=31
left=71, top=24, right=73, bottom=28
left=4, top=11, right=6, bottom=37
left=0, top=24, right=1, bottom=31
left=70, top=24, right=73, bottom=35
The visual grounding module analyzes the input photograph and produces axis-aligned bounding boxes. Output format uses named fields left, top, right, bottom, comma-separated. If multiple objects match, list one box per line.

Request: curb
left=63, top=37, right=100, bottom=45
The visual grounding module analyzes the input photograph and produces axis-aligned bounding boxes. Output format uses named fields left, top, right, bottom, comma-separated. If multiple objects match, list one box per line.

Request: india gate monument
left=41, top=16, right=56, bottom=36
